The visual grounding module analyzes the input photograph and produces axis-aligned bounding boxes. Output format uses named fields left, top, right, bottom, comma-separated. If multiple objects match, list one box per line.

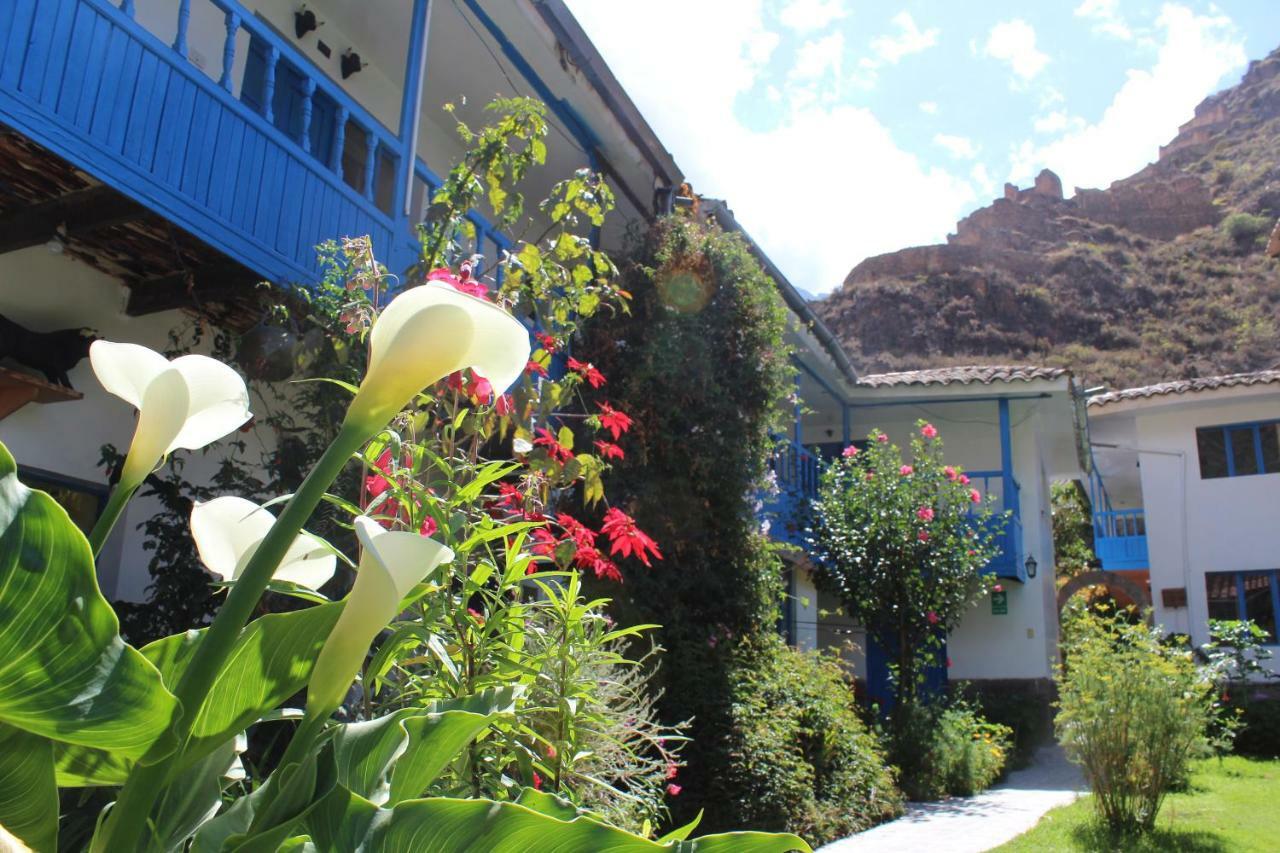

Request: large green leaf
left=306, top=792, right=811, bottom=853
left=55, top=603, right=343, bottom=786
left=330, top=686, right=522, bottom=806
left=0, top=724, right=57, bottom=852
left=146, top=736, right=244, bottom=853
left=0, top=441, right=178, bottom=759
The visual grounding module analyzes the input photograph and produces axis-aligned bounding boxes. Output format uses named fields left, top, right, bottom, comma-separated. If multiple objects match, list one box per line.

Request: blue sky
left=563, top=1, right=1280, bottom=294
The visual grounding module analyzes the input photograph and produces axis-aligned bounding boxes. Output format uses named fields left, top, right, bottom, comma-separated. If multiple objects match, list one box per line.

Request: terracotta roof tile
left=856, top=365, right=1069, bottom=388
left=1088, top=370, right=1280, bottom=408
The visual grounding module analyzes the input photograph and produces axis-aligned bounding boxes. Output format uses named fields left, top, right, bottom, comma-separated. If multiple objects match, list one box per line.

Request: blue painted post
left=121, top=0, right=136, bottom=19
left=998, top=397, right=1018, bottom=571
left=220, top=11, right=240, bottom=92
left=300, top=78, right=315, bottom=153
left=331, top=106, right=349, bottom=174
left=395, top=0, right=432, bottom=220
left=173, top=0, right=190, bottom=57
left=262, top=47, right=278, bottom=124
left=363, top=130, right=377, bottom=201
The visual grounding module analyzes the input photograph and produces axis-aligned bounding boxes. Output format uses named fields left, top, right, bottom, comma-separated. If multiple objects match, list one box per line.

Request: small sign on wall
left=991, top=590, right=1008, bottom=615
left=1161, top=587, right=1188, bottom=608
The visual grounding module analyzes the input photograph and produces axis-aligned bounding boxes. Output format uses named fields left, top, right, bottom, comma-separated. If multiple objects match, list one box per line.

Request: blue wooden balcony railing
left=1087, top=449, right=1149, bottom=571
left=1093, top=508, right=1148, bottom=571
left=0, top=0, right=509, bottom=288
left=762, top=442, right=1026, bottom=580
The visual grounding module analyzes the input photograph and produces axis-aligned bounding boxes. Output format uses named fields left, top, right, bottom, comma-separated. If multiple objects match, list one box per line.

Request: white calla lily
left=86, top=340, right=251, bottom=555
left=308, top=516, right=453, bottom=714
left=190, top=497, right=336, bottom=590
left=344, top=282, right=530, bottom=431
left=90, top=340, right=252, bottom=487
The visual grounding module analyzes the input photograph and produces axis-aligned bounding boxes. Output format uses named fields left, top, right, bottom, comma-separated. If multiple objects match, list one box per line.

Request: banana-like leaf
left=55, top=603, right=343, bottom=786
left=0, top=724, right=57, bottom=852
left=305, top=790, right=811, bottom=853
left=330, top=686, right=522, bottom=807
left=0, top=441, right=178, bottom=759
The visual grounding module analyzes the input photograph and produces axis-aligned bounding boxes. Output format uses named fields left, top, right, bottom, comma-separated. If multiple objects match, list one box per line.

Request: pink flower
left=876, top=433, right=890, bottom=443
left=921, top=423, right=938, bottom=439
left=927, top=610, right=939, bottom=625
left=495, top=394, right=515, bottom=417
left=993, top=584, right=1004, bottom=593
left=944, top=466, right=958, bottom=481
left=666, top=783, right=682, bottom=797
left=666, top=763, right=679, bottom=780
left=969, top=488, right=981, bottom=504
left=899, top=465, right=914, bottom=476
left=959, top=474, right=970, bottom=485
left=842, top=445, right=859, bottom=458
left=917, top=506, right=934, bottom=522
left=917, top=529, right=930, bottom=542
left=428, top=266, right=489, bottom=300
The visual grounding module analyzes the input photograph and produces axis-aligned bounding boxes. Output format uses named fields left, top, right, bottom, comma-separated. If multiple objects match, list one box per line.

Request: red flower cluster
left=594, top=440, right=625, bottom=460
left=526, top=359, right=549, bottom=378
left=445, top=368, right=493, bottom=404
left=365, top=450, right=438, bottom=536
left=428, top=262, right=490, bottom=301
left=535, top=331, right=558, bottom=353
left=567, top=356, right=606, bottom=389
left=528, top=513, right=623, bottom=582
left=533, top=427, right=573, bottom=463
left=597, top=402, right=632, bottom=440
left=600, top=507, right=662, bottom=567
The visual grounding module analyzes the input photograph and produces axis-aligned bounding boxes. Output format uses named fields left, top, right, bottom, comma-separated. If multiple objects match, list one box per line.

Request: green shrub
left=1056, top=605, right=1221, bottom=832
left=1222, top=211, right=1272, bottom=246
left=956, top=681, right=1055, bottom=769
left=894, top=701, right=1012, bottom=800
left=720, top=635, right=903, bottom=844
left=1228, top=694, right=1280, bottom=758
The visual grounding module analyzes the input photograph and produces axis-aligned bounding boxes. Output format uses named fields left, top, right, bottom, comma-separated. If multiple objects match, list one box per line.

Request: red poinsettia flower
left=494, top=482, right=524, bottom=509
left=567, top=356, right=606, bottom=389
left=600, top=507, right=662, bottom=567
left=594, top=440, right=625, bottom=461
left=535, top=331, right=558, bottom=353
left=556, top=513, right=597, bottom=549
left=597, top=402, right=632, bottom=440
left=526, top=359, right=549, bottom=378
left=533, top=427, right=573, bottom=463
left=466, top=371, right=494, bottom=404
left=529, top=526, right=559, bottom=559
left=495, top=393, right=515, bottom=416
left=572, top=542, right=623, bottom=583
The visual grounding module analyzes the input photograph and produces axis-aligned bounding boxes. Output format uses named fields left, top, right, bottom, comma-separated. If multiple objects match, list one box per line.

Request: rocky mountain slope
left=813, top=47, right=1280, bottom=390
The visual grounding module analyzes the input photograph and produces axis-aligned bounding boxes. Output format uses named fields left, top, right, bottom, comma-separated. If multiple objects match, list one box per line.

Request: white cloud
left=791, top=31, right=844, bottom=82
left=564, top=0, right=976, bottom=294
left=970, top=163, right=997, bottom=196
left=869, top=12, right=939, bottom=65
left=934, top=133, right=979, bottom=159
left=1032, top=111, right=1071, bottom=133
left=1010, top=4, right=1245, bottom=192
left=919, top=100, right=938, bottom=115
left=1075, top=0, right=1134, bottom=40
left=777, top=0, right=847, bottom=33
left=983, top=19, right=1049, bottom=82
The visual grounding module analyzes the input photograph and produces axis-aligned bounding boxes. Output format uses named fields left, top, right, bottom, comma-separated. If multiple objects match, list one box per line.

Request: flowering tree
left=809, top=421, right=1004, bottom=726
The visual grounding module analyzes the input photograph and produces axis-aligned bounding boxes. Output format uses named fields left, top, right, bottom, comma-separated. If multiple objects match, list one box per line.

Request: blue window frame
left=1205, top=570, right=1279, bottom=644
left=1195, top=420, right=1280, bottom=479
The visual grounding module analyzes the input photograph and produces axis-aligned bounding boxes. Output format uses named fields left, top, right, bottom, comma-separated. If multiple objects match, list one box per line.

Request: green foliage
left=810, top=422, right=1002, bottom=723
left=719, top=635, right=903, bottom=844
left=1228, top=696, right=1280, bottom=758
left=0, top=441, right=178, bottom=759
left=956, top=681, right=1055, bottom=770
left=1222, top=211, right=1272, bottom=246
left=581, top=213, right=797, bottom=831
left=1051, top=481, right=1096, bottom=578
left=1055, top=604, right=1224, bottom=832
left=893, top=700, right=1012, bottom=800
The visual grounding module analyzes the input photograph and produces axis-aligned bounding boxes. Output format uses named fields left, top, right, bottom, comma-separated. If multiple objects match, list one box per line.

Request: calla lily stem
left=87, top=480, right=139, bottom=557
left=95, top=424, right=369, bottom=853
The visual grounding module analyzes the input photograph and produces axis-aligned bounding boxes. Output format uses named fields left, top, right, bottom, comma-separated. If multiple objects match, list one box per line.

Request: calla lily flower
left=190, top=496, right=336, bottom=590
left=344, top=282, right=530, bottom=431
left=308, top=516, right=454, bottom=714
left=90, top=340, right=252, bottom=487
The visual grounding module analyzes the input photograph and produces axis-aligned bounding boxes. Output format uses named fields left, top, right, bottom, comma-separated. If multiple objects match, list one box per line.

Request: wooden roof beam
left=0, top=185, right=147, bottom=255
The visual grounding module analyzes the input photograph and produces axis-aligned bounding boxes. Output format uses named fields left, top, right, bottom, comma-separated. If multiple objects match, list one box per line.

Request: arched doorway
left=1057, top=570, right=1152, bottom=615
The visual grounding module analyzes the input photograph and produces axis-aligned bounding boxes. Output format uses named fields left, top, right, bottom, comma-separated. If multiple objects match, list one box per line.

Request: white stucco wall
left=793, top=395, right=1066, bottom=682
left=1094, top=392, right=1280, bottom=674
left=0, top=248, right=276, bottom=602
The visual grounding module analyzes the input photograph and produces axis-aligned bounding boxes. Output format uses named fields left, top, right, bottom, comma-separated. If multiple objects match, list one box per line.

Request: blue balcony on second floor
left=0, top=0, right=511, bottom=287
left=1093, top=508, right=1149, bottom=571
left=764, top=438, right=1027, bottom=582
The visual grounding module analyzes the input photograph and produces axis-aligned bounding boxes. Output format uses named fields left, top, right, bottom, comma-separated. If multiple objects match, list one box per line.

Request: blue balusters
left=300, top=78, right=315, bottom=153
left=363, top=130, right=377, bottom=200
left=262, top=46, right=278, bottom=124
left=331, top=106, right=348, bottom=173
left=220, top=10, right=240, bottom=92
left=173, top=0, right=190, bottom=58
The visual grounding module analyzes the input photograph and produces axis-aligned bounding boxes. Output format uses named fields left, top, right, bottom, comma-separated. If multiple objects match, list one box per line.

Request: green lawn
left=995, top=756, right=1280, bottom=852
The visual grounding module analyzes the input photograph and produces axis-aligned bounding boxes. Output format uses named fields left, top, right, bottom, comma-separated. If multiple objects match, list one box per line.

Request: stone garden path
left=819, top=745, right=1086, bottom=853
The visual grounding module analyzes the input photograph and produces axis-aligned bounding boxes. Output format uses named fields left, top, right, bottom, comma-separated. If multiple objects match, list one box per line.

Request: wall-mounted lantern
left=294, top=7, right=321, bottom=39
left=341, top=50, right=363, bottom=79
left=1024, top=554, right=1038, bottom=579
